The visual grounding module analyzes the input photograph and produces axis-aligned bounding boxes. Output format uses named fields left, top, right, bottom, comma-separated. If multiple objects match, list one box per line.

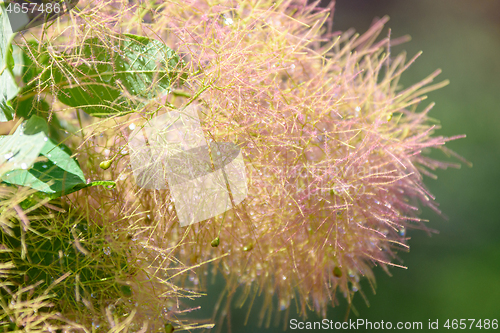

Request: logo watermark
left=127, top=103, right=248, bottom=226
left=1, top=0, right=79, bottom=34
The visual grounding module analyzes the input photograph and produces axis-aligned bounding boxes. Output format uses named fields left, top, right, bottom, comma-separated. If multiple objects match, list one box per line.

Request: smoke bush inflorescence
left=1, top=0, right=468, bottom=331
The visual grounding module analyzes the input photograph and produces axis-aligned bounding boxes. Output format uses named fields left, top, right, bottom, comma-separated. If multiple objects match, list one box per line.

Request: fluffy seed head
left=27, top=0, right=467, bottom=328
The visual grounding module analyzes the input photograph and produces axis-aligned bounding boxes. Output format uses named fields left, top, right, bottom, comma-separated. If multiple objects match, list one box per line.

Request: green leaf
left=2, top=137, right=86, bottom=193
left=10, top=42, right=51, bottom=119
left=53, top=33, right=186, bottom=117
left=0, top=120, right=47, bottom=178
left=23, top=114, right=49, bottom=135
left=10, top=89, right=51, bottom=119
left=1, top=116, right=116, bottom=199
left=7, top=44, right=66, bottom=140
left=9, top=44, right=24, bottom=77
left=0, top=4, right=19, bottom=121
left=20, top=41, right=50, bottom=87
left=3, top=139, right=116, bottom=199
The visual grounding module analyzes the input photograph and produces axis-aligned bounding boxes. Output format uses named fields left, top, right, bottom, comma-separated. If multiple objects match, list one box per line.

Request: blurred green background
left=194, top=1, right=500, bottom=331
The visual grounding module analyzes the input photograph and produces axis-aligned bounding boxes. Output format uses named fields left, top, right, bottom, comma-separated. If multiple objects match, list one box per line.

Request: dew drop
left=4, top=152, right=14, bottom=160
left=21, top=163, right=27, bottom=170
left=279, top=299, right=287, bottom=311
left=129, top=123, right=136, bottom=130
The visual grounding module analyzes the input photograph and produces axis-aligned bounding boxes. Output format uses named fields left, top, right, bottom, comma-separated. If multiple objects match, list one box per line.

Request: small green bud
left=386, top=112, right=393, bottom=122
left=333, top=266, right=342, bottom=278
left=211, top=237, right=220, bottom=247
left=164, top=323, right=175, bottom=333
left=243, top=242, right=253, bottom=252
left=330, top=187, right=339, bottom=196
left=99, top=160, right=112, bottom=170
